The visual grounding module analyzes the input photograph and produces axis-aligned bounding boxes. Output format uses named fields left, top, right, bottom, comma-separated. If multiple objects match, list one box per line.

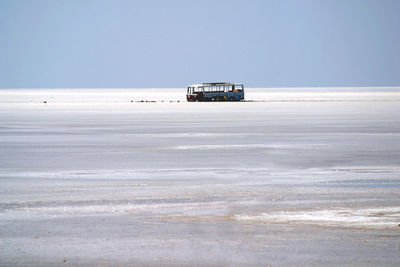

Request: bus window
left=225, top=85, right=232, bottom=92
left=234, top=85, right=243, bottom=91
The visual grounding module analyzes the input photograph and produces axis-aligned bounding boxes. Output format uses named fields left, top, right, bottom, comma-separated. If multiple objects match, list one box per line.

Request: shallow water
left=1, top=88, right=400, bottom=266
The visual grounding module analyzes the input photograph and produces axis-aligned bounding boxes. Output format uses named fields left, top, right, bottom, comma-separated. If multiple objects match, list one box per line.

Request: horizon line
left=1, top=85, right=400, bottom=90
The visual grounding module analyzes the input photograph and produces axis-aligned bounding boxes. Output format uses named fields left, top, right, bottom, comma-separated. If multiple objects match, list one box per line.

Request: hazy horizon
left=1, top=86, right=400, bottom=90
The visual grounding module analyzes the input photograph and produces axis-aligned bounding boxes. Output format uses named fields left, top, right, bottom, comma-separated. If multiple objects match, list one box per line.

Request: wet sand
left=1, top=88, right=400, bottom=266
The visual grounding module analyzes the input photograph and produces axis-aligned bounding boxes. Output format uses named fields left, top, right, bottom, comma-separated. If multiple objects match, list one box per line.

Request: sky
left=1, top=0, right=399, bottom=88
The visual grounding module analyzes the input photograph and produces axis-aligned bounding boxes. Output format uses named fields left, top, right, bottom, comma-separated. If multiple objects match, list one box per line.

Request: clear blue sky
left=1, top=0, right=399, bottom=88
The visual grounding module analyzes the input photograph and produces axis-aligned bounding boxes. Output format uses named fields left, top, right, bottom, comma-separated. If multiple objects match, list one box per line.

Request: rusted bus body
left=186, top=82, right=244, bottom=102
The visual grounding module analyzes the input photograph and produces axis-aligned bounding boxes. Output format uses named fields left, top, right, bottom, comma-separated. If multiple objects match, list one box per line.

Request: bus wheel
left=230, top=97, right=234, bottom=101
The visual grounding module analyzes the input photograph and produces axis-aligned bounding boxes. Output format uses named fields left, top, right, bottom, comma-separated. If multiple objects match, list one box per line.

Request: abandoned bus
left=186, top=82, right=244, bottom=102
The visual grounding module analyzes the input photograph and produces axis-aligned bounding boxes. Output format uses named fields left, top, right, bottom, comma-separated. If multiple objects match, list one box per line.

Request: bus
left=186, top=82, right=244, bottom=102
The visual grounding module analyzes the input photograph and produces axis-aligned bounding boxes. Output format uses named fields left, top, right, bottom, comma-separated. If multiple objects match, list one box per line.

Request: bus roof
left=187, top=82, right=243, bottom=87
